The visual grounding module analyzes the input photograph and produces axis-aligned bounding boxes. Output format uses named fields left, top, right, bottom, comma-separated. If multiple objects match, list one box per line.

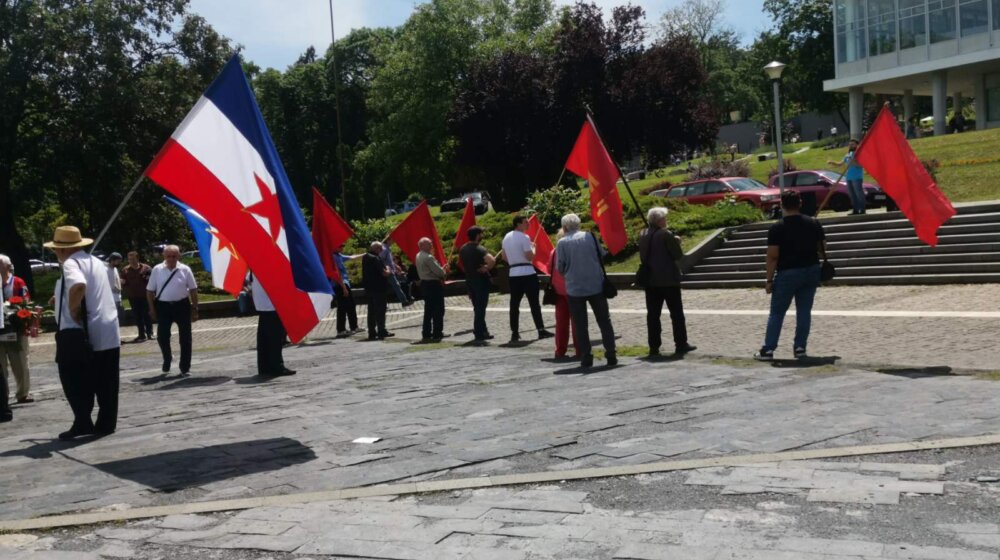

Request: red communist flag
left=387, top=200, right=446, bottom=265
left=855, top=106, right=956, bottom=246
left=453, top=198, right=477, bottom=256
left=565, top=118, right=628, bottom=255
left=526, top=215, right=555, bottom=275
left=311, top=187, right=354, bottom=282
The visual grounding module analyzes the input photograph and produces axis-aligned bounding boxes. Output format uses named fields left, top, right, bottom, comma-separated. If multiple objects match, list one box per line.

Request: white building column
left=953, top=91, right=963, bottom=117
left=975, top=74, right=987, bottom=130
left=932, top=71, right=948, bottom=136
left=903, top=89, right=915, bottom=124
left=848, top=86, right=864, bottom=138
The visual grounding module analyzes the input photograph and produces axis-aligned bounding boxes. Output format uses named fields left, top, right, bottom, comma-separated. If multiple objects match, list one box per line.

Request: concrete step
left=691, top=252, right=1000, bottom=273
left=727, top=211, right=1000, bottom=241
left=684, top=262, right=1000, bottom=282
left=681, top=273, right=1000, bottom=289
left=736, top=202, right=1000, bottom=232
left=714, top=232, right=1000, bottom=256
left=723, top=222, right=1000, bottom=249
left=703, top=242, right=1000, bottom=264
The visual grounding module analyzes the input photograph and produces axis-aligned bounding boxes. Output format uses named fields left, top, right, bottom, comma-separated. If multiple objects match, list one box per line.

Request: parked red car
left=650, top=177, right=781, bottom=216
left=767, top=170, right=887, bottom=212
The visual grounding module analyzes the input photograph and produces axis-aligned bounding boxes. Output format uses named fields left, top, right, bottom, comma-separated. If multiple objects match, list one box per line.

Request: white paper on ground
left=352, top=437, right=381, bottom=444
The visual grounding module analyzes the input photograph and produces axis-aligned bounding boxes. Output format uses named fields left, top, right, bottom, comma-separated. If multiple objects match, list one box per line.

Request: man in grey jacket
left=639, top=207, right=696, bottom=357
left=556, top=213, right=616, bottom=369
left=415, top=237, right=449, bottom=342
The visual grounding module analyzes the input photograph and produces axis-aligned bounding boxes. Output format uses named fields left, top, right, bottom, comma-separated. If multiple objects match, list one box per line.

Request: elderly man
left=0, top=254, right=33, bottom=403
left=44, top=226, right=120, bottom=439
left=556, top=213, right=616, bottom=369
left=502, top=215, right=553, bottom=343
left=459, top=226, right=496, bottom=343
left=362, top=241, right=392, bottom=340
left=252, top=273, right=295, bottom=377
left=639, top=207, right=696, bottom=357
left=146, top=245, right=199, bottom=376
left=415, top=237, right=449, bottom=342
left=121, top=251, right=154, bottom=341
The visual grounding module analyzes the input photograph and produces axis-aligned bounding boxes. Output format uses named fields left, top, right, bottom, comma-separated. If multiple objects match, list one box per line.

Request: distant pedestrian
left=502, top=215, right=553, bottom=343
left=381, top=239, right=413, bottom=307
left=639, top=208, right=696, bottom=357
left=830, top=125, right=838, bottom=137
left=146, top=245, right=199, bottom=376
left=252, top=274, right=294, bottom=377
left=816, top=128, right=823, bottom=141
left=459, top=226, right=496, bottom=343
left=0, top=296, right=10, bottom=423
left=415, top=237, right=449, bottom=342
left=0, top=254, right=33, bottom=403
left=556, top=214, right=616, bottom=369
left=121, top=251, right=154, bottom=342
left=362, top=242, right=392, bottom=340
left=106, top=252, right=124, bottom=330
left=333, top=245, right=360, bottom=337
left=755, top=191, right=827, bottom=361
left=547, top=229, right=578, bottom=360
left=45, top=226, right=120, bottom=440
left=827, top=138, right=866, bottom=215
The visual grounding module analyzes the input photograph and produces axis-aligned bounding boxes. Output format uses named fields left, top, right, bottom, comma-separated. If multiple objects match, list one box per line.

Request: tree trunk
left=0, top=163, right=35, bottom=296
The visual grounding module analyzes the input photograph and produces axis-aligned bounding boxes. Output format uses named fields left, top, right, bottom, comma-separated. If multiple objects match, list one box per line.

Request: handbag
left=820, top=258, right=836, bottom=283
left=542, top=283, right=556, bottom=306
left=590, top=233, right=617, bottom=299
left=635, top=228, right=653, bottom=288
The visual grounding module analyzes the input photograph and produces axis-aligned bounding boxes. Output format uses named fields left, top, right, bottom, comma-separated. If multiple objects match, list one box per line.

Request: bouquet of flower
left=2, top=295, right=41, bottom=340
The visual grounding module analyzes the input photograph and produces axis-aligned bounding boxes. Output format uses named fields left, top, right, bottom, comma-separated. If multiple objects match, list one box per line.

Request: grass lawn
left=605, top=228, right=716, bottom=273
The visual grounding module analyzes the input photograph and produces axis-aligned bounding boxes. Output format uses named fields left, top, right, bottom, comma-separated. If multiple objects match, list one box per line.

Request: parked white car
left=29, top=259, right=59, bottom=274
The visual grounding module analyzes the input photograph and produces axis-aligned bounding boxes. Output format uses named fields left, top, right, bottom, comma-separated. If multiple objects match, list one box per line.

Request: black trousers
left=508, top=273, right=545, bottom=334
left=256, top=311, right=286, bottom=375
left=336, top=287, right=358, bottom=332
left=644, top=286, right=689, bottom=351
left=568, top=294, right=616, bottom=359
left=367, top=292, right=387, bottom=337
left=156, top=299, right=192, bottom=372
left=129, top=296, right=154, bottom=338
left=421, top=280, right=445, bottom=338
left=467, top=277, right=491, bottom=339
left=0, top=356, right=10, bottom=417
left=57, top=341, right=120, bottom=432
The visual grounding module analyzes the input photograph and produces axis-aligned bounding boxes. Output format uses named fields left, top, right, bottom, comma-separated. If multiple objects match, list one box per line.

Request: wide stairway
left=682, top=202, right=1000, bottom=288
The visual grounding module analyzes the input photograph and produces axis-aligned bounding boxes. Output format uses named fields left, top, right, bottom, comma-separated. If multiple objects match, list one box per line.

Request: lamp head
left=763, top=60, right=787, bottom=81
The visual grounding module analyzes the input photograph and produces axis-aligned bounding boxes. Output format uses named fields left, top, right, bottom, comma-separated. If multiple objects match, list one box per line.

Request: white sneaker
left=794, top=348, right=807, bottom=359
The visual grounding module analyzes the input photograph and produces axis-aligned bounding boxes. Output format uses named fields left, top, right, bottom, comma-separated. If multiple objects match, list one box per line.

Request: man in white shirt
left=146, top=245, right=198, bottom=376
left=44, top=226, right=120, bottom=440
left=251, top=273, right=294, bottom=377
left=107, top=252, right=124, bottom=336
left=501, top=215, right=553, bottom=343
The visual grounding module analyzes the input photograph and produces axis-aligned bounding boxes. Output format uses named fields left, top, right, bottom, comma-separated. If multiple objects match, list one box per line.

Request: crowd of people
left=1, top=190, right=826, bottom=441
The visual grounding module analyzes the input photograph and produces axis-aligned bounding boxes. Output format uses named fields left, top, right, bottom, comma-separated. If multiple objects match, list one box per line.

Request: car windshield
left=465, top=193, right=481, bottom=201
left=817, top=170, right=841, bottom=182
left=728, top=178, right=767, bottom=191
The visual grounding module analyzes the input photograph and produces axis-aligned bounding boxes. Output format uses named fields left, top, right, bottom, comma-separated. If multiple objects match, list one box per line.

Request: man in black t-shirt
left=362, top=242, right=392, bottom=340
left=459, top=226, right=496, bottom=342
left=754, top=191, right=827, bottom=361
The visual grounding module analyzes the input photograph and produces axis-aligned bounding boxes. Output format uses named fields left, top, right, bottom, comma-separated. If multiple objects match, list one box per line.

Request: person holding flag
left=251, top=272, right=294, bottom=377
left=502, top=215, right=554, bottom=343
left=332, top=245, right=361, bottom=337
left=827, top=138, right=867, bottom=215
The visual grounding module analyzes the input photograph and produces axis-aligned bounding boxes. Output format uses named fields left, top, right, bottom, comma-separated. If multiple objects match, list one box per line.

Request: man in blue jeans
left=459, top=226, right=496, bottom=343
left=755, top=191, right=827, bottom=361
left=828, top=138, right=866, bottom=215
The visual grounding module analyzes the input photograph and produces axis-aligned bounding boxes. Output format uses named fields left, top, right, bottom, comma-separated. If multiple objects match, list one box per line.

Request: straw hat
left=43, top=226, right=93, bottom=249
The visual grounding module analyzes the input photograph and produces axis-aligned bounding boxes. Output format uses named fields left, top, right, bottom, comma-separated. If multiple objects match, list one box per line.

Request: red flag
left=526, top=215, right=555, bottom=275
left=565, top=118, right=628, bottom=255
left=311, top=187, right=354, bottom=282
left=855, top=106, right=956, bottom=246
left=453, top=198, right=477, bottom=255
left=387, top=200, right=446, bottom=265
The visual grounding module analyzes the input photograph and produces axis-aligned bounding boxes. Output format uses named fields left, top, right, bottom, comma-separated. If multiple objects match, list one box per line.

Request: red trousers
left=554, top=294, right=579, bottom=357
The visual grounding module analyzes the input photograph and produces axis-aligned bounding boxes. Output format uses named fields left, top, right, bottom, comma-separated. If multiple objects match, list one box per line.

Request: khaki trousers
left=0, top=336, right=30, bottom=399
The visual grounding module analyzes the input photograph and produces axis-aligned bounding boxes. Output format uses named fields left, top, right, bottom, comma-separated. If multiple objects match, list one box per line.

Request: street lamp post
left=329, top=0, right=348, bottom=220
left=764, top=60, right=787, bottom=215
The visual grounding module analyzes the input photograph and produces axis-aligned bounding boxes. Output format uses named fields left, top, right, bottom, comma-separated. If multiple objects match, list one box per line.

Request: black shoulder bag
left=590, top=233, right=617, bottom=299
left=635, top=229, right=652, bottom=288
left=55, top=259, right=92, bottom=365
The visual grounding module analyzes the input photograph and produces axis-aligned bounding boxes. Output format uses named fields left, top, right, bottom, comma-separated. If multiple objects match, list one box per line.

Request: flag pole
left=583, top=106, right=644, bottom=218
left=91, top=174, right=146, bottom=253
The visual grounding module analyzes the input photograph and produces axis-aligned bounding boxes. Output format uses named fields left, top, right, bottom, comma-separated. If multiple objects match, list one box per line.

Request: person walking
left=381, top=239, right=413, bottom=307
left=252, top=274, right=295, bottom=377
left=416, top=237, right=449, bottom=342
left=333, top=245, right=360, bottom=337
left=363, top=242, right=392, bottom=340
left=121, top=251, right=154, bottom=342
left=828, top=138, right=866, bottom=215
left=459, top=226, right=496, bottom=343
left=146, top=245, right=199, bottom=376
left=754, top=191, right=827, bottom=361
left=639, top=208, right=696, bottom=357
left=0, top=254, right=33, bottom=403
left=556, top=214, right=616, bottom=369
left=45, top=226, right=120, bottom=440
left=502, top=216, right=553, bottom=343
left=547, top=230, right=578, bottom=360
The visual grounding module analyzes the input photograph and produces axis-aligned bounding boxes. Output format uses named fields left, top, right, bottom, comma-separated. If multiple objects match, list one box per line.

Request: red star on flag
left=244, top=174, right=283, bottom=242
left=207, top=227, right=240, bottom=260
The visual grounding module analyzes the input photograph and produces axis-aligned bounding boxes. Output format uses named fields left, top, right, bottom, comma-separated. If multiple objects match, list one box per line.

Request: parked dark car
left=385, top=201, right=421, bottom=217
left=650, top=177, right=781, bottom=217
left=767, top=170, right=887, bottom=212
left=441, top=191, right=491, bottom=215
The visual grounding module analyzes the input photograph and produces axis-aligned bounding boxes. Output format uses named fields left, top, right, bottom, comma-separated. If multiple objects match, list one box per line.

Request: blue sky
left=187, top=0, right=771, bottom=70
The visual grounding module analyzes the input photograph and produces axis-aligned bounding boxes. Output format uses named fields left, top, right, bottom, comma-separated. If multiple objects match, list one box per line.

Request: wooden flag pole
left=583, top=106, right=644, bottom=219
left=91, top=174, right=146, bottom=254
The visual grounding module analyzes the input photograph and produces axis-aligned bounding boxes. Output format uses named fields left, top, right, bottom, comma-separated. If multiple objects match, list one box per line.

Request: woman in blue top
left=828, top=138, right=866, bottom=215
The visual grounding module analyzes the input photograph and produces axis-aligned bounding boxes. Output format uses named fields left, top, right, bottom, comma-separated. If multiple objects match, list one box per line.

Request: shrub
left=349, top=218, right=395, bottom=252
left=525, top=185, right=588, bottom=232
left=768, top=158, right=799, bottom=179
left=812, top=134, right=850, bottom=149
left=687, top=158, right=750, bottom=181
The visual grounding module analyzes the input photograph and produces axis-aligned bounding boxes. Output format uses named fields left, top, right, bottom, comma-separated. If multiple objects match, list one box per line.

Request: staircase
left=682, top=202, right=1000, bottom=288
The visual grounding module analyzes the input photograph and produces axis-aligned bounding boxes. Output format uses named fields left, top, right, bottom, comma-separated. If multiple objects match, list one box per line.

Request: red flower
left=16, top=309, right=32, bottom=319
left=8, top=296, right=23, bottom=305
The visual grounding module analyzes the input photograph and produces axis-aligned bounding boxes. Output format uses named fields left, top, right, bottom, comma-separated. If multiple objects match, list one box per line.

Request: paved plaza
left=1, top=285, right=999, bottom=558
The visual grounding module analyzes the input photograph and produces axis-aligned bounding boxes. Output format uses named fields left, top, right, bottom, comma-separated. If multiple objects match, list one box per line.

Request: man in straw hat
left=45, top=226, right=120, bottom=440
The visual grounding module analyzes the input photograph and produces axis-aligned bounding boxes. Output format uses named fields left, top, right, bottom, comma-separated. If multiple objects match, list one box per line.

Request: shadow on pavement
left=157, top=376, right=232, bottom=390
left=233, top=375, right=280, bottom=385
left=552, top=363, right=623, bottom=375
left=876, top=366, right=954, bottom=379
left=770, top=356, right=841, bottom=368
left=92, top=437, right=316, bottom=491
left=0, top=437, right=97, bottom=460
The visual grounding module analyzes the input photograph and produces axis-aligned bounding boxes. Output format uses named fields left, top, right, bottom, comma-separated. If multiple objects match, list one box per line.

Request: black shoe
left=537, top=330, right=554, bottom=340
left=675, top=344, right=697, bottom=355
left=59, top=425, right=95, bottom=440
left=484, top=334, right=495, bottom=340
left=509, top=333, right=521, bottom=343
left=753, top=349, right=774, bottom=361
left=275, top=368, right=296, bottom=376
left=606, top=352, right=618, bottom=366
left=580, top=355, right=594, bottom=368
left=402, top=300, right=414, bottom=308
left=434, top=333, right=450, bottom=340
left=380, top=332, right=395, bottom=338
left=367, top=335, right=379, bottom=341
left=0, top=413, right=12, bottom=423
left=132, top=336, right=146, bottom=343
left=162, top=362, right=171, bottom=373
left=648, top=349, right=661, bottom=358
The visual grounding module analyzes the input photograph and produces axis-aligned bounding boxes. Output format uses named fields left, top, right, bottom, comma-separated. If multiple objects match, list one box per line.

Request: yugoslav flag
left=145, top=55, right=332, bottom=342
left=165, top=196, right=248, bottom=298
